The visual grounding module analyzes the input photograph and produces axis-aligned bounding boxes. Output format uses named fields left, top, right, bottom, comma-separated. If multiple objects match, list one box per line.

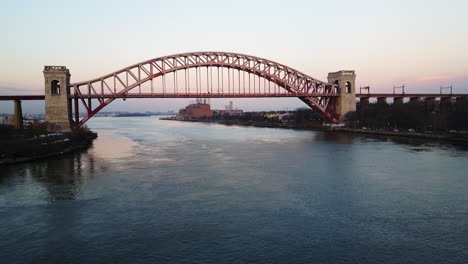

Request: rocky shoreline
left=0, top=130, right=97, bottom=166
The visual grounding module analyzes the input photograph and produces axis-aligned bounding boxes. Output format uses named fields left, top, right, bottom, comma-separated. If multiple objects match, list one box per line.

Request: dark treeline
left=206, top=109, right=319, bottom=123
left=345, top=100, right=468, bottom=132
left=178, top=100, right=468, bottom=134
left=193, top=108, right=322, bottom=128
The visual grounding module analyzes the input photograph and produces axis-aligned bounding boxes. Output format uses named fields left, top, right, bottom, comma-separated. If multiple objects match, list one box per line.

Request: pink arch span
left=69, top=52, right=339, bottom=126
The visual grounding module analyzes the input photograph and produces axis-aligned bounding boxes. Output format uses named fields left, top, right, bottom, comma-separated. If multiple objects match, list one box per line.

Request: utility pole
left=440, top=85, right=453, bottom=95
left=393, top=85, right=405, bottom=94
left=360, top=86, right=370, bottom=94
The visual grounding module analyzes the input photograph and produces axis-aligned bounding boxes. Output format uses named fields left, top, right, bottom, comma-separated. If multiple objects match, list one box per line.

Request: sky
left=1, top=0, right=467, bottom=113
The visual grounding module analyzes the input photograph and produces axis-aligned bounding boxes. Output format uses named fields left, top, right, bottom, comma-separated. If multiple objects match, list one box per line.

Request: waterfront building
left=178, top=103, right=213, bottom=119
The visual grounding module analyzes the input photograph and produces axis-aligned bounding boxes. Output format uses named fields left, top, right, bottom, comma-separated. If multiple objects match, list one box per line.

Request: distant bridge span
left=65, top=52, right=346, bottom=127
left=2, top=93, right=466, bottom=101
left=0, top=93, right=330, bottom=100
left=6, top=51, right=466, bottom=131
left=0, top=52, right=354, bottom=129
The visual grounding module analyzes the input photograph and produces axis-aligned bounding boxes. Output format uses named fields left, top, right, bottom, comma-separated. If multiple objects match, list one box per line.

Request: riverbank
left=329, top=127, right=468, bottom=143
left=0, top=128, right=97, bottom=166
left=160, top=117, right=324, bottom=130
left=160, top=117, right=468, bottom=144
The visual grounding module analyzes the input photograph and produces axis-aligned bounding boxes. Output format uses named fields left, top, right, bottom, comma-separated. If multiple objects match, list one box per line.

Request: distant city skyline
left=1, top=0, right=467, bottom=113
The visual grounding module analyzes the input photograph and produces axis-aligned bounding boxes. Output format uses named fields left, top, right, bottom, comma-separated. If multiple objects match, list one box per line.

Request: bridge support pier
left=13, top=99, right=23, bottom=129
left=360, top=97, right=369, bottom=105
left=327, top=70, right=356, bottom=120
left=440, top=97, right=453, bottom=111
left=441, top=97, right=453, bottom=104
left=43, top=66, right=72, bottom=132
left=377, top=97, right=387, bottom=104
left=456, top=97, right=468, bottom=111
left=425, top=97, right=436, bottom=112
left=410, top=97, right=421, bottom=103
left=393, top=97, right=404, bottom=104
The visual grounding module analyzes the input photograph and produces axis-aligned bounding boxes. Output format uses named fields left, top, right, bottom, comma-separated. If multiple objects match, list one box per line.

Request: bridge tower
left=327, top=70, right=356, bottom=120
left=43, top=66, right=72, bottom=132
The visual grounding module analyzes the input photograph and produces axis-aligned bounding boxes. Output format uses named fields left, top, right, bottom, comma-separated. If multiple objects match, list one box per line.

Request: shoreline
left=160, top=118, right=468, bottom=144
left=329, top=127, right=468, bottom=143
left=160, top=117, right=325, bottom=130
left=0, top=131, right=98, bottom=166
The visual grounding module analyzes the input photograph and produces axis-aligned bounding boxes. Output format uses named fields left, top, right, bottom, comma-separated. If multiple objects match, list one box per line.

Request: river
left=1, top=116, right=467, bottom=263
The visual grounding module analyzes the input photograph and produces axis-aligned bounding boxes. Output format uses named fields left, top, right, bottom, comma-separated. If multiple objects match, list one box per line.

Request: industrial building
left=177, top=99, right=214, bottom=119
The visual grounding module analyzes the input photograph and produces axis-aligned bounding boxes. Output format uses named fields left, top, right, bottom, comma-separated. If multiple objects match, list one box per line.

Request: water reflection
left=353, top=133, right=468, bottom=155
left=312, top=129, right=468, bottom=155
left=0, top=150, right=109, bottom=202
left=0, top=129, right=138, bottom=203
left=89, top=129, right=138, bottom=159
left=312, top=131, right=357, bottom=145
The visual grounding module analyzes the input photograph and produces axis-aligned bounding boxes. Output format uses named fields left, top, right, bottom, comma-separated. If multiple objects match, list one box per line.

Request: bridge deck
left=0, top=93, right=339, bottom=100
left=68, top=93, right=339, bottom=98
left=2, top=93, right=468, bottom=101
left=356, top=94, right=468, bottom=98
left=0, top=95, right=45, bottom=101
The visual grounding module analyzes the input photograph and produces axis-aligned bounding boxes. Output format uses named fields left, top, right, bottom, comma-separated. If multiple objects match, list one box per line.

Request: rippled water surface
left=1, top=117, right=467, bottom=263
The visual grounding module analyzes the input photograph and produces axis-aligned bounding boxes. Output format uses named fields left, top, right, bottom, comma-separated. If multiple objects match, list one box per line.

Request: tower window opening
left=334, top=80, right=340, bottom=93
left=346, top=81, right=352, bottom=93
left=51, top=80, right=60, bottom=95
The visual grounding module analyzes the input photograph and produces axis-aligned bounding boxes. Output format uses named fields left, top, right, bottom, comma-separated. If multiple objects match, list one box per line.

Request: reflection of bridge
left=1, top=51, right=467, bottom=131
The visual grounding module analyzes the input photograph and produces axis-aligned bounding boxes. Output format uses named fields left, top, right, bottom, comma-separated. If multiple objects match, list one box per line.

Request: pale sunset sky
left=1, top=0, right=467, bottom=113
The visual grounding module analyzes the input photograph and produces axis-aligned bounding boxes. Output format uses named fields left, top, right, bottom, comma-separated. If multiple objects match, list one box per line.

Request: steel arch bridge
left=69, top=52, right=340, bottom=126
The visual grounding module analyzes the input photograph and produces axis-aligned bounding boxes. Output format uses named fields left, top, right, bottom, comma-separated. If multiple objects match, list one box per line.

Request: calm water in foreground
left=1, top=117, right=467, bottom=263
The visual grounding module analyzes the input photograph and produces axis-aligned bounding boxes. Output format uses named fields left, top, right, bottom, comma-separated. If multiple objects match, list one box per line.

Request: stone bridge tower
left=44, top=66, right=72, bottom=132
left=327, top=70, right=357, bottom=120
